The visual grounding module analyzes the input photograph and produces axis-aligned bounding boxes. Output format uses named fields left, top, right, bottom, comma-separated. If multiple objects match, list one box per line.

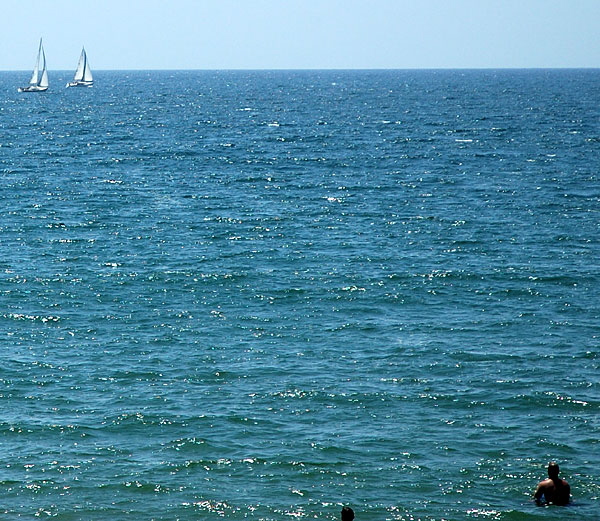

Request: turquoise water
left=0, top=70, right=598, bottom=520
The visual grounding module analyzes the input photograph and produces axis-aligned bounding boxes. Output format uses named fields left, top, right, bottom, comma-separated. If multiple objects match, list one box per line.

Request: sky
left=2, top=0, right=599, bottom=71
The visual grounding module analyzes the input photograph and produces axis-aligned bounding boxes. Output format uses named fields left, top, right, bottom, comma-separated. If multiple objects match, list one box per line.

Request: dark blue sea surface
left=0, top=69, right=598, bottom=520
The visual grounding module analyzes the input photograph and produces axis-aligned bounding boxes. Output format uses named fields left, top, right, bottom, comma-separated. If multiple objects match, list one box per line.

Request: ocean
left=0, top=69, right=598, bottom=520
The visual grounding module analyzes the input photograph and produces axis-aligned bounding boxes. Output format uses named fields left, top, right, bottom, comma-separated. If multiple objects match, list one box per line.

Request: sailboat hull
left=18, top=85, right=48, bottom=93
left=66, top=81, right=93, bottom=88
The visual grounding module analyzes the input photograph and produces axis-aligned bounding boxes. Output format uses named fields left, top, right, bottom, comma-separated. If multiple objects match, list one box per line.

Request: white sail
left=82, top=53, right=93, bottom=82
left=39, top=48, right=49, bottom=88
left=28, top=63, right=39, bottom=85
left=28, top=39, right=43, bottom=85
left=73, top=49, right=86, bottom=81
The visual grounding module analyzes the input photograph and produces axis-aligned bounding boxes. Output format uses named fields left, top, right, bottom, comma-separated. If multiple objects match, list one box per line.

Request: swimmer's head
left=341, top=506, right=355, bottom=521
left=548, top=462, right=560, bottom=479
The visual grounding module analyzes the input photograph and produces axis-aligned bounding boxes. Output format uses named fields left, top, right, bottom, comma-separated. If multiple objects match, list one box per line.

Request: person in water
left=341, top=506, right=355, bottom=521
left=534, top=462, right=570, bottom=505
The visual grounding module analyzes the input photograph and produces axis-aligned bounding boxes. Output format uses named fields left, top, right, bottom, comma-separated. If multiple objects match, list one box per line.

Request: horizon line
left=2, top=66, right=599, bottom=73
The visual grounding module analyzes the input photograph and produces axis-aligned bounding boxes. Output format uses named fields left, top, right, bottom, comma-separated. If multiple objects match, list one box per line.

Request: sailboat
left=18, top=38, right=49, bottom=92
left=66, top=47, right=93, bottom=87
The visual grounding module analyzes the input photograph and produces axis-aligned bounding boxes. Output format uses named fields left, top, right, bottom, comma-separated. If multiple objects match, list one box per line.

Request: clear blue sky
left=3, top=0, right=599, bottom=70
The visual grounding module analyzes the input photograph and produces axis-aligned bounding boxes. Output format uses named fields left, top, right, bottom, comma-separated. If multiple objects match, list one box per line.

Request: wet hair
left=548, top=462, right=560, bottom=479
left=341, top=506, right=355, bottom=521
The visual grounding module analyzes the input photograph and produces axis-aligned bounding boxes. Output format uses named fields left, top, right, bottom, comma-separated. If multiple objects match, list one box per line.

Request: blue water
left=0, top=69, right=598, bottom=520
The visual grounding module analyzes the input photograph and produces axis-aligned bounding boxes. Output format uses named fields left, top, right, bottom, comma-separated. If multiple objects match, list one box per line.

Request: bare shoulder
left=534, top=478, right=551, bottom=498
